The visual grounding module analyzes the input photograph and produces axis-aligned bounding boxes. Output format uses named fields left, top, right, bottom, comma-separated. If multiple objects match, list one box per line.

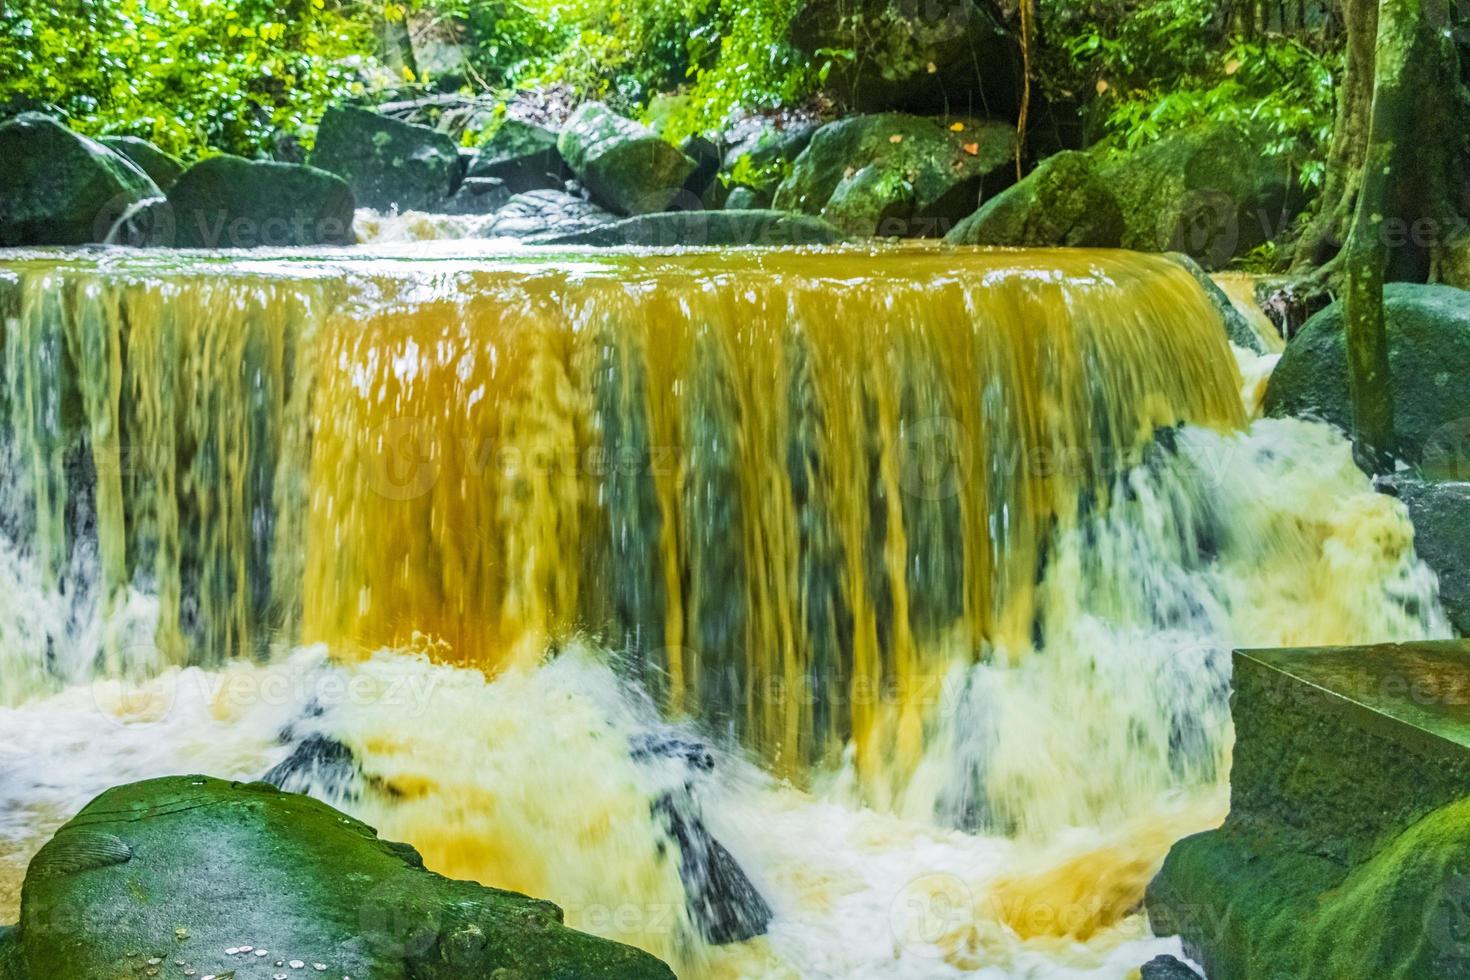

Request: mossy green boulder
left=558, top=103, right=697, bottom=215
left=0, top=775, right=673, bottom=980
left=1148, top=643, right=1470, bottom=979
left=97, top=135, right=184, bottom=192
left=1264, top=283, right=1470, bottom=464
left=0, top=113, right=161, bottom=246
left=1096, top=123, right=1303, bottom=269
left=309, top=104, right=459, bottom=212
left=167, top=155, right=356, bottom=248
left=944, top=151, right=1124, bottom=248
left=773, top=114, right=1015, bottom=237
left=468, top=118, right=568, bottom=193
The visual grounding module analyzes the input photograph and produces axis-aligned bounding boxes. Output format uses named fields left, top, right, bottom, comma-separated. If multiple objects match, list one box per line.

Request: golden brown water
left=0, top=245, right=1445, bottom=978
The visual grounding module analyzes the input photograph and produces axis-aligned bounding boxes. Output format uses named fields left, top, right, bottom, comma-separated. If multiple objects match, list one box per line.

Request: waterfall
left=0, top=246, right=1445, bottom=976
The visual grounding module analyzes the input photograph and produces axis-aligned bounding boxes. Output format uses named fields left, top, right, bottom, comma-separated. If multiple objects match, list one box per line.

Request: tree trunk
left=1294, top=0, right=1468, bottom=469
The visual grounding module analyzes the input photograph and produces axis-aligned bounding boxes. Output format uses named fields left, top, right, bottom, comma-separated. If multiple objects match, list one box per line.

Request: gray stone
left=166, top=155, right=355, bottom=248
left=308, top=105, right=459, bottom=212
left=557, top=103, right=696, bottom=215
left=529, top=209, right=846, bottom=247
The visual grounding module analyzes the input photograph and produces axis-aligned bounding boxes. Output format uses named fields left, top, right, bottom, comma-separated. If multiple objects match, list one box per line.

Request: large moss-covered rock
left=1148, top=643, right=1470, bottom=980
left=97, top=136, right=184, bottom=192
left=789, top=0, right=1019, bottom=114
left=944, top=150, right=1124, bottom=248
left=467, top=118, right=568, bottom=193
left=0, top=113, right=161, bottom=246
left=309, top=104, right=459, bottom=212
left=532, top=209, right=846, bottom=247
left=1263, top=283, right=1470, bottom=464
left=774, top=114, right=1014, bottom=237
left=1097, top=123, right=1302, bottom=269
left=167, top=155, right=356, bottom=248
left=558, top=103, right=697, bottom=215
left=0, top=776, right=673, bottom=980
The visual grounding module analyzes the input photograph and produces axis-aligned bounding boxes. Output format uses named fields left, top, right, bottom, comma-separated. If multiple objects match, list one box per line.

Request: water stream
left=0, top=244, right=1447, bottom=977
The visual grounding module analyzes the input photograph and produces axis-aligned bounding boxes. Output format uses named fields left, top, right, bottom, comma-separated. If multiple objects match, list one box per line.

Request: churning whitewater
left=0, top=245, right=1448, bottom=978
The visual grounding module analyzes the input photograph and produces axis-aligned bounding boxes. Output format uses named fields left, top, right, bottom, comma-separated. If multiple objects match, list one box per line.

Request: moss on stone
left=1264, top=283, right=1470, bottom=464
left=945, top=150, right=1124, bottom=249
left=167, top=155, right=356, bottom=248
left=0, top=113, right=161, bottom=246
left=3, top=775, right=674, bottom=980
left=558, top=103, right=696, bottom=216
left=774, top=114, right=1014, bottom=238
left=308, top=105, right=460, bottom=212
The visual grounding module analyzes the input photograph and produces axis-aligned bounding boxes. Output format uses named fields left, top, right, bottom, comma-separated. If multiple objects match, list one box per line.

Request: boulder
left=1148, top=643, right=1470, bottom=980
left=557, top=103, right=697, bottom=215
left=725, top=186, right=771, bottom=210
left=1263, top=283, right=1470, bottom=464
left=944, top=150, right=1124, bottom=248
left=97, top=136, right=184, bottom=191
left=789, top=0, right=1019, bottom=114
left=1388, top=478, right=1470, bottom=635
left=167, top=155, right=355, bottom=248
left=1168, top=253, right=1272, bottom=355
left=0, top=776, right=673, bottom=980
left=679, top=134, right=723, bottom=200
left=309, top=104, right=459, bottom=212
left=1139, top=955, right=1202, bottom=980
left=530, top=209, right=846, bottom=247
left=0, top=113, right=161, bottom=246
left=467, top=118, right=569, bottom=193
left=1097, top=123, right=1303, bottom=269
left=482, top=189, right=618, bottom=239
left=773, top=114, right=1014, bottom=237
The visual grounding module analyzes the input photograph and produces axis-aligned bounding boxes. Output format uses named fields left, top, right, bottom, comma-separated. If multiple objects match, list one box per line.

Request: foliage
left=1038, top=0, right=1339, bottom=191
left=0, top=0, right=370, bottom=159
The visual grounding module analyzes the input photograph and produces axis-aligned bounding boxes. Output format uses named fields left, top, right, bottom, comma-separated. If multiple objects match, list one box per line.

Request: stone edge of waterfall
left=1147, top=641, right=1470, bottom=979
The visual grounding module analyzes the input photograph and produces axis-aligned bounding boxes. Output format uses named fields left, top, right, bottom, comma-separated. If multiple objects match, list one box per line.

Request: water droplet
left=290, top=961, right=305, bottom=969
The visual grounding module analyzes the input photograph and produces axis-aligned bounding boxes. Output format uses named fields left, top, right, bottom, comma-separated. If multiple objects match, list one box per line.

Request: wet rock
left=166, top=155, right=355, bottom=248
left=467, top=119, right=569, bottom=193
left=789, top=0, right=1019, bottom=114
left=481, top=188, right=617, bottom=239
left=263, top=733, right=362, bottom=803
left=558, top=103, right=697, bottom=215
left=103, top=198, right=175, bottom=247
left=945, top=150, right=1124, bottom=249
left=308, top=104, right=459, bottom=212
left=530, top=209, right=845, bottom=247
left=774, top=114, right=1014, bottom=238
left=0, top=113, right=161, bottom=246
left=1387, top=478, right=1470, bottom=635
left=1264, top=283, right=1470, bottom=464
left=1097, top=123, right=1303, bottom=270
left=724, top=186, right=770, bottom=210
left=97, top=136, right=184, bottom=192
left=1140, top=954, right=1202, bottom=980
left=1167, top=253, right=1271, bottom=355
left=0, top=775, right=673, bottom=980
left=439, top=176, right=511, bottom=215
left=632, top=734, right=772, bottom=945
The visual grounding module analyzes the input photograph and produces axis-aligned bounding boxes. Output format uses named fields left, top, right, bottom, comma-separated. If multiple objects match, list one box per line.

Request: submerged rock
left=1097, top=123, right=1303, bottom=269
left=482, top=188, right=618, bottom=239
left=467, top=118, right=569, bottom=193
left=558, top=103, right=697, bottom=215
left=309, top=105, right=460, bottom=212
left=789, top=0, right=1019, bottom=114
left=167, top=155, right=356, bottom=248
left=531, top=209, right=845, bottom=247
left=0, top=113, right=161, bottom=246
left=97, top=135, right=184, bottom=192
left=1264, top=283, right=1470, bottom=464
left=774, top=114, right=1014, bottom=237
left=945, top=150, right=1124, bottom=249
left=0, top=775, right=673, bottom=979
